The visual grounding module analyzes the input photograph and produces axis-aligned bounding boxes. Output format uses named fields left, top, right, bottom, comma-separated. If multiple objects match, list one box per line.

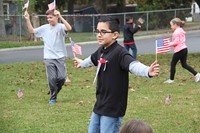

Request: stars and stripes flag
left=138, top=18, right=144, bottom=24
left=23, top=0, right=29, bottom=10
left=156, top=37, right=170, bottom=54
left=70, top=38, right=82, bottom=55
left=48, top=0, right=56, bottom=10
left=17, top=88, right=23, bottom=98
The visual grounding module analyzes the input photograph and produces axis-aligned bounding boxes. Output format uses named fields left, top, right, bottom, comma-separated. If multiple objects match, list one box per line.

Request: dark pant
left=124, top=44, right=137, bottom=59
left=170, top=48, right=197, bottom=80
left=44, top=57, right=66, bottom=101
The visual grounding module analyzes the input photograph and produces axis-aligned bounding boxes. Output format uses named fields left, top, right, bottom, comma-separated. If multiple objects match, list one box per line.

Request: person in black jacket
left=73, top=16, right=159, bottom=133
left=123, top=16, right=142, bottom=59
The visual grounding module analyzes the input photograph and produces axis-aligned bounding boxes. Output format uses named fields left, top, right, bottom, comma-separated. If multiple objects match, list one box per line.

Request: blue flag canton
left=70, top=40, right=75, bottom=47
left=157, top=38, right=165, bottom=47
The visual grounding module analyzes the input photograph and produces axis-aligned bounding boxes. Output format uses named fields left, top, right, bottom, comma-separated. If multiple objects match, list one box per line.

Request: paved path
left=0, top=30, right=200, bottom=64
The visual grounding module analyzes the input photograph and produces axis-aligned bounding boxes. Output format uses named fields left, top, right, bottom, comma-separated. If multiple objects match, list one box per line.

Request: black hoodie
left=91, top=41, right=135, bottom=117
left=123, top=22, right=141, bottom=44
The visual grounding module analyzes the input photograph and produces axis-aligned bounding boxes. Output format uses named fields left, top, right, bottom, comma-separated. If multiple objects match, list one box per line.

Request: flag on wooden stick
left=156, top=37, right=170, bottom=54
left=48, top=0, right=56, bottom=10
left=23, top=0, right=29, bottom=10
left=70, top=38, right=82, bottom=55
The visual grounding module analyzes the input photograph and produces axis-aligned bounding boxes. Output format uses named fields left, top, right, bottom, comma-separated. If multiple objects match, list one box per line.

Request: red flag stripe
left=72, top=44, right=82, bottom=55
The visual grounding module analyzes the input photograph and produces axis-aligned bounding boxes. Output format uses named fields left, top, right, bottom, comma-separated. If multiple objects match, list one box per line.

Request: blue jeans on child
left=88, top=112, right=123, bottom=133
left=124, top=44, right=137, bottom=59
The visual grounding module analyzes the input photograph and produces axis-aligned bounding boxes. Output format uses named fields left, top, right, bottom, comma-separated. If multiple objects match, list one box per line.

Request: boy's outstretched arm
left=24, top=10, right=34, bottom=33
left=73, top=56, right=95, bottom=68
left=129, top=60, right=159, bottom=77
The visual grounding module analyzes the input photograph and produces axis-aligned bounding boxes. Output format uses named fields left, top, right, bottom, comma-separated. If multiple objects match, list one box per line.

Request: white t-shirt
left=34, top=23, right=67, bottom=59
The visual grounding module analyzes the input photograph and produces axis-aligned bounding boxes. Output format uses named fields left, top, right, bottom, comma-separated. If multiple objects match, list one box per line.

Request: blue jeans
left=88, top=112, right=123, bottom=133
left=124, top=44, right=137, bottom=59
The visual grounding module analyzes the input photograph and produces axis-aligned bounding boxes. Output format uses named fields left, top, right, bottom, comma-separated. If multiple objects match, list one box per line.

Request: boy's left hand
left=54, top=10, right=61, bottom=17
left=148, top=61, right=159, bottom=77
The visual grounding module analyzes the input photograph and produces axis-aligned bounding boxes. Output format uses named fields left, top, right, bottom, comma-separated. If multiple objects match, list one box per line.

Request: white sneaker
left=65, top=77, right=71, bottom=83
left=164, top=79, right=174, bottom=84
left=195, top=73, right=200, bottom=82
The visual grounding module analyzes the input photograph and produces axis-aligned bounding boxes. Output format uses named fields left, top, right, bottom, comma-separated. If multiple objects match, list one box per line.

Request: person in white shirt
left=24, top=9, right=72, bottom=104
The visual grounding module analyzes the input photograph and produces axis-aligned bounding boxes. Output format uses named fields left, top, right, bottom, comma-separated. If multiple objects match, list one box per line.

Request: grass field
left=0, top=53, right=200, bottom=133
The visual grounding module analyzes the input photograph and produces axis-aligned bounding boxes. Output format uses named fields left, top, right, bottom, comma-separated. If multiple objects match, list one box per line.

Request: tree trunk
left=94, top=0, right=107, bottom=14
left=68, top=0, right=74, bottom=14
left=0, top=0, right=6, bottom=38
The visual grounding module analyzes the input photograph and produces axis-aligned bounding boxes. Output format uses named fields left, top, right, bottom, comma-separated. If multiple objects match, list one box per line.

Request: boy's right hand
left=148, top=61, right=160, bottom=77
left=24, top=10, right=30, bottom=20
left=73, top=57, right=82, bottom=68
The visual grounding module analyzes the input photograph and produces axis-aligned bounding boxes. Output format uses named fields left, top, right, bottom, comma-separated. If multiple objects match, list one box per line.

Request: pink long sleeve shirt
left=169, top=27, right=187, bottom=53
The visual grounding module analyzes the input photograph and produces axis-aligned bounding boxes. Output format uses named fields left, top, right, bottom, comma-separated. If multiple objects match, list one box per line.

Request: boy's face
left=47, top=14, right=58, bottom=26
left=96, top=22, right=119, bottom=47
left=128, top=18, right=133, bottom=23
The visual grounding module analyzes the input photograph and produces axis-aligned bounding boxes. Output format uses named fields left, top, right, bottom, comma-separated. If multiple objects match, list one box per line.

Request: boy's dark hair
left=126, top=16, right=133, bottom=22
left=120, top=119, right=153, bottom=133
left=98, top=16, right=120, bottom=33
left=46, top=9, right=55, bottom=15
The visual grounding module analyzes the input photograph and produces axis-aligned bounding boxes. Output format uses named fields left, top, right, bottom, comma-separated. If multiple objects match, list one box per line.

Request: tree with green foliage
left=135, top=0, right=191, bottom=11
left=17, top=0, right=198, bottom=15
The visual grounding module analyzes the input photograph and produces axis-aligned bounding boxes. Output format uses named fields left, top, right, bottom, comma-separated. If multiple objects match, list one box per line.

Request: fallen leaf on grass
left=143, top=97, right=149, bottom=99
left=77, top=100, right=84, bottom=106
left=130, top=88, right=135, bottom=92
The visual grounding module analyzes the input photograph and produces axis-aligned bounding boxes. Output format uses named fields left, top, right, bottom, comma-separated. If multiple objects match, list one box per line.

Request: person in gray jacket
left=73, top=16, right=159, bottom=133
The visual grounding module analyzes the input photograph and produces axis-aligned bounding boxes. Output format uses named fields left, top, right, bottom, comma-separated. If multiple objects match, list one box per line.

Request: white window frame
left=3, top=3, right=10, bottom=20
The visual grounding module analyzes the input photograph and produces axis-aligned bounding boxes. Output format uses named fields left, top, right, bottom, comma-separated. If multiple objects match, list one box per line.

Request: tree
left=0, top=0, right=6, bottom=37
left=67, top=0, right=75, bottom=14
left=135, top=0, right=191, bottom=11
left=93, top=0, right=107, bottom=13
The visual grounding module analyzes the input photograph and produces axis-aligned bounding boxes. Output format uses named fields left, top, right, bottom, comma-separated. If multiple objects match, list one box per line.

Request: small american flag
left=165, top=95, right=171, bottom=105
left=138, top=18, right=144, bottom=24
left=17, top=88, right=23, bottom=98
left=48, top=0, right=56, bottom=10
left=156, top=37, right=170, bottom=54
left=70, top=39, right=82, bottom=55
left=23, top=0, right=29, bottom=10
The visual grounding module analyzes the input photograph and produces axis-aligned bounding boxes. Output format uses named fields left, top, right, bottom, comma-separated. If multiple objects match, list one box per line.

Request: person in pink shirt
left=164, top=18, right=200, bottom=83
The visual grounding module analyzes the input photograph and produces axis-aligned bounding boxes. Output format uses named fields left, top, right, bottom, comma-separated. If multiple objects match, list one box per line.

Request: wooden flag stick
left=155, top=40, right=158, bottom=62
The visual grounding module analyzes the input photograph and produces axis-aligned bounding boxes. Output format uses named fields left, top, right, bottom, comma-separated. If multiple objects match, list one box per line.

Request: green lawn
left=0, top=53, right=200, bottom=133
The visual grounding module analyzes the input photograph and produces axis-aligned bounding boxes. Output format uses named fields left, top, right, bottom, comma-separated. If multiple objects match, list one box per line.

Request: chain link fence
left=1, top=8, right=199, bottom=42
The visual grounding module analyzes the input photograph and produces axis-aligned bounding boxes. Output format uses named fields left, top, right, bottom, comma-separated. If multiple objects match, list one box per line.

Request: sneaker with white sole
left=49, top=100, right=56, bottom=104
left=65, top=77, right=71, bottom=83
left=195, top=73, right=200, bottom=82
left=164, top=79, right=174, bottom=84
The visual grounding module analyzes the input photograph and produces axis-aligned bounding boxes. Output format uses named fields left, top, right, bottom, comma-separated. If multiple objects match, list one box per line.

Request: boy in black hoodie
left=73, top=16, right=159, bottom=133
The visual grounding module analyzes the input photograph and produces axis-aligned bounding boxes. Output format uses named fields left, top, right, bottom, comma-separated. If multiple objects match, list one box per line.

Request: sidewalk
left=0, top=24, right=199, bottom=52
left=81, top=24, right=200, bottom=45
